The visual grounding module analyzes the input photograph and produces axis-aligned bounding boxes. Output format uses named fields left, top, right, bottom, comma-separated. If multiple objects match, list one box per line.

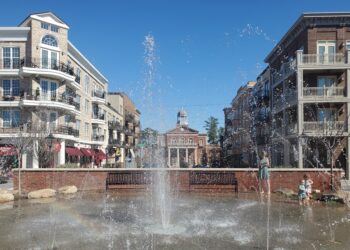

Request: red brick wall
left=12, top=169, right=342, bottom=194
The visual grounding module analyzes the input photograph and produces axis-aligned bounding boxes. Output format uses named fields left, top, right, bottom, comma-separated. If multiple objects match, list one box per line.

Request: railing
left=303, top=121, right=346, bottom=133
left=92, top=90, right=105, bottom=99
left=303, top=87, right=345, bottom=97
left=92, top=134, right=104, bottom=142
left=92, top=113, right=105, bottom=120
left=0, top=124, right=79, bottom=137
left=21, top=57, right=75, bottom=76
left=168, top=142, right=197, bottom=146
left=124, top=128, right=134, bottom=135
left=285, top=89, right=297, bottom=104
left=20, top=92, right=80, bottom=111
left=301, top=53, right=345, bottom=65
left=272, top=59, right=296, bottom=85
left=108, top=138, right=123, bottom=145
left=108, top=121, right=123, bottom=130
left=53, top=125, right=79, bottom=137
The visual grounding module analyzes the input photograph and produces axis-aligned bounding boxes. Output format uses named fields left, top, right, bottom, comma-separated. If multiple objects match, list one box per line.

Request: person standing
left=258, top=151, right=270, bottom=195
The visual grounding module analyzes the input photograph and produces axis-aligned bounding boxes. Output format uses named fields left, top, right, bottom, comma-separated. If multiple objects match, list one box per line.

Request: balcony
left=272, top=59, right=296, bottom=86
left=301, top=53, right=346, bottom=65
left=19, top=57, right=79, bottom=89
left=92, top=134, right=105, bottom=142
left=0, top=124, right=79, bottom=139
left=91, top=113, right=105, bottom=124
left=303, top=87, right=345, bottom=98
left=20, top=92, right=80, bottom=114
left=108, top=120, right=123, bottom=131
left=303, top=121, right=346, bottom=134
left=91, top=90, right=106, bottom=104
left=108, top=138, right=122, bottom=145
left=124, top=128, right=134, bottom=136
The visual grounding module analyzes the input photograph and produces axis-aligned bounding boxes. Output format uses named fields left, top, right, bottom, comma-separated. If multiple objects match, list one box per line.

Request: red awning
left=0, top=146, right=17, bottom=156
left=66, top=147, right=84, bottom=156
left=95, top=149, right=107, bottom=160
left=80, top=148, right=95, bottom=157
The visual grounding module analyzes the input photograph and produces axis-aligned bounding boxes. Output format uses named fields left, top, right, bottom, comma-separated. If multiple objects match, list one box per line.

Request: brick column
left=177, top=148, right=180, bottom=167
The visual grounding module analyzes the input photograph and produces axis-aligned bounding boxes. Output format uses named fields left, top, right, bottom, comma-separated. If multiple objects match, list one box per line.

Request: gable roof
left=166, top=126, right=199, bottom=134
left=19, top=12, right=69, bottom=29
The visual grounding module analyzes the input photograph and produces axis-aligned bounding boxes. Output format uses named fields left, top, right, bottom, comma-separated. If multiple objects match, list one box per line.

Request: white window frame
left=39, top=110, right=58, bottom=131
left=2, top=79, right=20, bottom=97
left=40, top=79, right=58, bottom=101
left=84, top=75, right=90, bottom=94
left=2, top=47, right=20, bottom=69
left=2, top=110, right=20, bottom=128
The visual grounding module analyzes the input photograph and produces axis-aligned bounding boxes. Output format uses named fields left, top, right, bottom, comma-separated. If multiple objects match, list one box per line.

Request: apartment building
left=106, top=93, right=125, bottom=166
left=250, top=68, right=271, bottom=165
left=107, top=92, right=141, bottom=167
left=0, top=12, right=109, bottom=168
left=265, top=13, right=350, bottom=178
left=223, top=81, right=256, bottom=167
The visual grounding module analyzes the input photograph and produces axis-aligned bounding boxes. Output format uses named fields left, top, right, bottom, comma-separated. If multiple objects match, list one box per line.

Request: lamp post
left=46, top=133, right=54, bottom=168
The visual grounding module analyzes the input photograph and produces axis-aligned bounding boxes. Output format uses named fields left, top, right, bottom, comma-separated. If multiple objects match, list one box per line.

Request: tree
left=204, top=116, right=219, bottom=144
left=140, top=127, right=158, bottom=146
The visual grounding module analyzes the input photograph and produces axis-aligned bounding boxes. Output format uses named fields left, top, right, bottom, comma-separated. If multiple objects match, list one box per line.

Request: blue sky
left=1, top=0, right=349, bottom=132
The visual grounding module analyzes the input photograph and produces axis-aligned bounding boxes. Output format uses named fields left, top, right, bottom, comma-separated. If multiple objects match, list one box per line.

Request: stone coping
left=12, top=168, right=344, bottom=172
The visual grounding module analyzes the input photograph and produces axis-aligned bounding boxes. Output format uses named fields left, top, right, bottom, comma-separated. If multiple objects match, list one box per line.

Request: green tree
left=140, top=127, right=158, bottom=146
left=204, top=116, right=219, bottom=144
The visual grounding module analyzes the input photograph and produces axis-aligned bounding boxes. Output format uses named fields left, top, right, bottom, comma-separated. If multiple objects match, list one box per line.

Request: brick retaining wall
left=12, top=168, right=343, bottom=194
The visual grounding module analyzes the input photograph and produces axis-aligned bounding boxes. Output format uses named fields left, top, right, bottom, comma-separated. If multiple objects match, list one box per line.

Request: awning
left=94, top=149, right=107, bottom=160
left=66, top=147, right=84, bottom=156
left=80, top=148, right=95, bottom=157
left=0, top=146, right=17, bottom=156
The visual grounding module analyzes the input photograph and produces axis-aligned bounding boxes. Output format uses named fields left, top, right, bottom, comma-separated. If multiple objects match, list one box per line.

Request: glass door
left=41, top=49, right=59, bottom=69
left=40, top=80, right=57, bottom=101
left=317, top=41, right=336, bottom=64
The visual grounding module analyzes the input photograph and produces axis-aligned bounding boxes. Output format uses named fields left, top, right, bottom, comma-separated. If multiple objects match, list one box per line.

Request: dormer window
left=51, top=25, right=59, bottom=32
left=41, top=22, right=59, bottom=33
left=41, top=22, right=49, bottom=30
left=42, top=35, right=58, bottom=47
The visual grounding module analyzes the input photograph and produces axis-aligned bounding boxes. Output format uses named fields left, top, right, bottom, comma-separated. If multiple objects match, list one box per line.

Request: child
left=258, top=151, right=270, bottom=195
left=298, top=179, right=307, bottom=206
left=304, top=174, right=313, bottom=200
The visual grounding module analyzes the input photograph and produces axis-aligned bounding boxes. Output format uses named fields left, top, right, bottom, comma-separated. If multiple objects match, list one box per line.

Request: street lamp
left=46, top=133, right=55, bottom=168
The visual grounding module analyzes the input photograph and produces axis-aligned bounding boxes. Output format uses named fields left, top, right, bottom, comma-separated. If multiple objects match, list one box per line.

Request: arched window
left=42, top=35, right=58, bottom=47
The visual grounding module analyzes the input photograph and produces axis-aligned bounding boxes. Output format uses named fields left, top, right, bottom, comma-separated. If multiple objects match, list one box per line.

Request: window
left=42, top=35, right=58, bottom=47
left=76, top=68, right=81, bottom=83
left=85, top=99, right=89, bottom=113
left=3, top=47, right=20, bottom=69
left=346, top=41, right=350, bottom=50
left=41, top=49, right=59, bottom=69
left=2, top=79, right=20, bottom=96
left=199, top=139, right=203, bottom=146
left=84, top=123, right=89, bottom=136
left=84, top=75, right=90, bottom=94
left=41, top=22, right=59, bottom=33
left=51, top=25, right=59, bottom=33
left=49, top=112, right=57, bottom=130
left=40, top=80, right=57, bottom=100
left=317, top=41, right=336, bottom=63
left=76, top=120, right=80, bottom=131
left=41, top=22, right=49, bottom=30
left=2, top=110, right=20, bottom=128
left=65, top=115, right=70, bottom=126
left=189, top=138, right=193, bottom=144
